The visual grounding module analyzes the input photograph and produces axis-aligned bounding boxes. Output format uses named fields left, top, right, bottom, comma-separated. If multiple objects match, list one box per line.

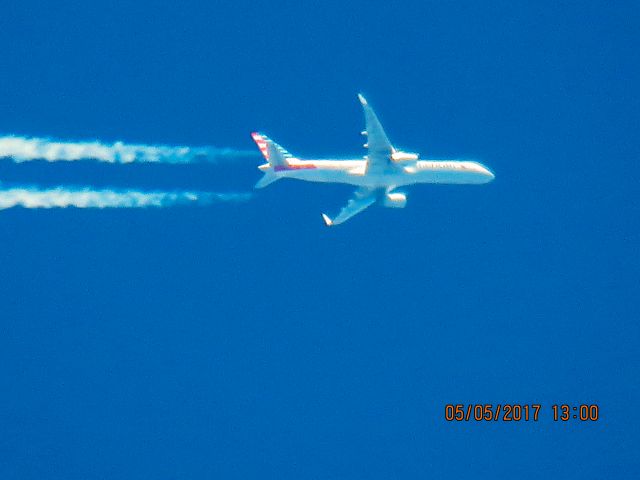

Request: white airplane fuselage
left=265, top=158, right=494, bottom=188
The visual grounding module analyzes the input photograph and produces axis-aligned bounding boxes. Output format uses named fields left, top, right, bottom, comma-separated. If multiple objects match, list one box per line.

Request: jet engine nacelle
left=391, top=151, right=419, bottom=163
left=384, top=192, right=407, bottom=208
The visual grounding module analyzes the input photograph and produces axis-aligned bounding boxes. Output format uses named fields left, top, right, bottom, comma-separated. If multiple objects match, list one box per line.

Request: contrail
left=0, top=135, right=256, bottom=164
left=0, top=185, right=251, bottom=210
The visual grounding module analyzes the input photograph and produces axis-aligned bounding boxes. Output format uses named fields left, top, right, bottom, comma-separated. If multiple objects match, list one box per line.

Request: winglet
left=357, top=93, right=367, bottom=105
left=321, top=213, right=333, bottom=226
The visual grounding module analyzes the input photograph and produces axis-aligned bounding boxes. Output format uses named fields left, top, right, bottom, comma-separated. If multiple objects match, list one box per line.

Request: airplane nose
left=483, top=167, right=495, bottom=181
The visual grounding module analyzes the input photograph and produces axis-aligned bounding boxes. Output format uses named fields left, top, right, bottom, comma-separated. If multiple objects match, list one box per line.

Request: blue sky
left=0, top=1, right=638, bottom=478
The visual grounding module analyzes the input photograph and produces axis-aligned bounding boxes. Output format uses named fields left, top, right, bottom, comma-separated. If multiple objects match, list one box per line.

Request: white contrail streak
left=0, top=186, right=251, bottom=210
left=0, top=135, right=256, bottom=163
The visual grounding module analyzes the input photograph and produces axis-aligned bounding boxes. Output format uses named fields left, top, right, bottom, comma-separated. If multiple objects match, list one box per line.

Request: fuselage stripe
left=274, top=164, right=317, bottom=171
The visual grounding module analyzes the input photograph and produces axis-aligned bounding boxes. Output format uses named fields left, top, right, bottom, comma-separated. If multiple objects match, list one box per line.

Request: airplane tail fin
left=251, top=132, right=294, bottom=165
left=251, top=132, right=295, bottom=188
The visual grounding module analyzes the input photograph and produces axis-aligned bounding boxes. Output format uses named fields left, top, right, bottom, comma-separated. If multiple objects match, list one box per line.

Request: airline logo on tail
left=250, top=132, right=314, bottom=172
left=250, top=132, right=270, bottom=160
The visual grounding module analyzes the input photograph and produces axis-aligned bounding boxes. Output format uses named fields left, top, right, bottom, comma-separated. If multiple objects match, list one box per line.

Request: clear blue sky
left=0, top=1, right=638, bottom=478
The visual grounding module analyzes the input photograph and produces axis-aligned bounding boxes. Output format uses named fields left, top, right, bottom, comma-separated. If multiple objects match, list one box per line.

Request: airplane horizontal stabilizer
left=254, top=172, right=280, bottom=189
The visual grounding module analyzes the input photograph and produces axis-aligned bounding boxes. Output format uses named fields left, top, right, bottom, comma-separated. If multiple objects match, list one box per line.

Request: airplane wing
left=322, top=187, right=378, bottom=226
left=358, top=94, right=395, bottom=174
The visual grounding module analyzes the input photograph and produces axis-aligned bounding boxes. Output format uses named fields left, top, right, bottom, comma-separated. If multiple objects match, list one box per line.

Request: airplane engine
left=391, top=151, right=419, bottom=163
left=384, top=192, right=407, bottom=208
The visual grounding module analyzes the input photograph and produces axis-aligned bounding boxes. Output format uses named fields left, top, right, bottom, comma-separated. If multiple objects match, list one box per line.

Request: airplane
left=251, top=94, right=494, bottom=226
